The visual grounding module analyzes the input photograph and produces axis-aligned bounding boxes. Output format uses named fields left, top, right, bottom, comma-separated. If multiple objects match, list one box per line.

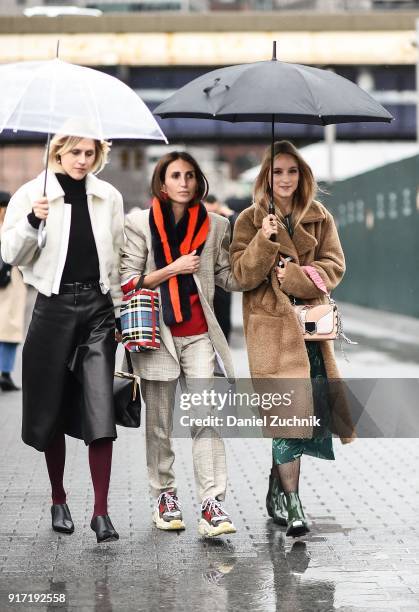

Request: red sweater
left=170, top=293, right=208, bottom=337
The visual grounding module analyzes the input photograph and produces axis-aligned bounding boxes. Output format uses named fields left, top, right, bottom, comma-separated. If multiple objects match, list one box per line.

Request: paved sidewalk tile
left=1, top=293, right=419, bottom=610
left=1, top=385, right=419, bottom=611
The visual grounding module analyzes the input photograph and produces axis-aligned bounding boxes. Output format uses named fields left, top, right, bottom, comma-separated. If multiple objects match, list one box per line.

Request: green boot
left=285, top=492, right=310, bottom=538
left=266, top=469, right=287, bottom=526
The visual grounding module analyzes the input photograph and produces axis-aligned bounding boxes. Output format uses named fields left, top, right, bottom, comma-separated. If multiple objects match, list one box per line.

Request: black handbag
left=114, top=350, right=142, bottom=428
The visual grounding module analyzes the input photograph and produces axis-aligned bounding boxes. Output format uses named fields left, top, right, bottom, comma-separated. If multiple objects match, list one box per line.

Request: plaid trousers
left=140, top=333, right=228, bottom=502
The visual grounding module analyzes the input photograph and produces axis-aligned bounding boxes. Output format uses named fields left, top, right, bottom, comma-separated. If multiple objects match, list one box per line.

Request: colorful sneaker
left=153, top=491, right=185, bottom=531
left=198, top=497, right=237, bottom=537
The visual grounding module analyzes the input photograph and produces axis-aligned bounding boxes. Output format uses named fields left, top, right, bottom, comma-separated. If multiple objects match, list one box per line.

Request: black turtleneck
left=55, top=173, right=100, bottom=284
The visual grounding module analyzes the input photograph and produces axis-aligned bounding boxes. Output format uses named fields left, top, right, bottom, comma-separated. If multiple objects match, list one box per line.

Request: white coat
left=0, top=171, right=124, bottom=313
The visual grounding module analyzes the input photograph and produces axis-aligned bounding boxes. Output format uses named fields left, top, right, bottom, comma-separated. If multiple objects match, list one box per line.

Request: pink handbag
left=293, top=266, right=356, bottom=345
left=294, top=300, right=338, bottom=340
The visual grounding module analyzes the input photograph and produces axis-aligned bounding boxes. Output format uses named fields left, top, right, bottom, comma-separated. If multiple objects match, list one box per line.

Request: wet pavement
left=1, top=293, right=419, bottom=611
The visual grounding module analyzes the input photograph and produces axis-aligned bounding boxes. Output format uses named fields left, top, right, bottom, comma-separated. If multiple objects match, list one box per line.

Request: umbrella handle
left=37, top=133, right=51, bottom=250
left=268, top=197, right=276, bottom=242
left=269, top=209, right=276, bottom=242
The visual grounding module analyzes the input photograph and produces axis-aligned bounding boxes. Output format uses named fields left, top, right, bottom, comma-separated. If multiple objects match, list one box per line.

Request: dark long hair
left=151, top=151, right=209, bottom=203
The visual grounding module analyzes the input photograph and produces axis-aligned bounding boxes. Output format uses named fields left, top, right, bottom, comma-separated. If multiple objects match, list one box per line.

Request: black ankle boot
left=90, top=515, right=119, bottom=543
left=0, top=373, right=20, bottom=392
left=51, top=503, right=74, bottom=534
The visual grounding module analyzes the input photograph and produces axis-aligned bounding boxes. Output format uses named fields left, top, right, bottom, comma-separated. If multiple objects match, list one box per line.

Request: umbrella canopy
left=0, top=57, right=167, bottom=248
left=155, top=47, right=392, bottom=216
left=154, top=58, right=392, bottom=126
left=0, top=58, right=167, bottom=142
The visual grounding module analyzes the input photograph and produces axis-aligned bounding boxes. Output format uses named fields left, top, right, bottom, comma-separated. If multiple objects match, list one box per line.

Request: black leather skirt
left=22, top=287, right=117, bottom=451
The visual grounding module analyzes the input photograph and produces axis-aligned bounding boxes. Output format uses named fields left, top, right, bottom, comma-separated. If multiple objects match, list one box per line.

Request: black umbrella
left=155, top=42, right=393, bottom=215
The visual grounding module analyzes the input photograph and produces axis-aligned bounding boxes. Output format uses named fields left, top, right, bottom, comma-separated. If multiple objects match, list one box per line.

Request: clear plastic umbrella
left=0, top=58, right=168, bottom=246
left=0, top=58, right=166, bottom=141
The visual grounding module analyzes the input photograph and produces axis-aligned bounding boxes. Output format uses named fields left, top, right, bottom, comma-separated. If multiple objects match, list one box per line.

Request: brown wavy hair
left=151, top=151, right=209, bottom=204
left=253, top=140, right=319, bottom=229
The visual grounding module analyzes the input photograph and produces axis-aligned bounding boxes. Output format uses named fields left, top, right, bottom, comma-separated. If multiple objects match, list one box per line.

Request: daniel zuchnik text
left=179, top=415, right=322, bottom=428
left=179, top=389, right=321, bottom=428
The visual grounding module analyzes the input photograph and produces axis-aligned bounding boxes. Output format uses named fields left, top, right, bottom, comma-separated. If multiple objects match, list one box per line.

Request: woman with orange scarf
left=120, top=151, right=240, bottom=537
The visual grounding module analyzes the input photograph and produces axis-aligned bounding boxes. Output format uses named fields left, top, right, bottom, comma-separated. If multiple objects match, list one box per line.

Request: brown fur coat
left=230, top=199, right=355, bottom=443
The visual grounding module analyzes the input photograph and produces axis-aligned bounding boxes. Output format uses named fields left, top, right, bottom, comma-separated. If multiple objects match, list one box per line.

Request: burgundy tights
left=44, top=433, right=67, bottom=505
left=44, top=433, right=113, bottom=518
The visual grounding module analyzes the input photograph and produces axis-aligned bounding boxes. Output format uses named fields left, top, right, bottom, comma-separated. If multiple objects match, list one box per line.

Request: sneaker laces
left=158, top=491, right=181, bottom=513
left=201, top=497, right=228, bottom=518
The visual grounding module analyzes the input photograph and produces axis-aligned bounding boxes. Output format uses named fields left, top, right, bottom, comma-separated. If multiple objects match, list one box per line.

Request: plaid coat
left=120, top=209, right=241, bottom=381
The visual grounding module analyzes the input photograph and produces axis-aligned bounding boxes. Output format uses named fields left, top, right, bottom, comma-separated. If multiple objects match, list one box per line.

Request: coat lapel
left=136, top=210, right=179, bottom=365
left=292, top=223, right=318, bottom=259
left=86, top=173, right=109, bottom=200
left=293, top=201, right=326, bottom=259
left=274, top=226, right=299, bottom=260
left=252, top=200, right=325, bottom=262
left=34, top=171, right=64, bottom=202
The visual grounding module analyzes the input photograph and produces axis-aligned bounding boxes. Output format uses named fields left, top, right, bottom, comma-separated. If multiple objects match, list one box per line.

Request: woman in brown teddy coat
left=230, top=140, right=355, bottom=537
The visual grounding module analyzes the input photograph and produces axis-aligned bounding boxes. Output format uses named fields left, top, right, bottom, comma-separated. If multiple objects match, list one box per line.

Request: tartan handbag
left=120, top=276, right=160, bottom=352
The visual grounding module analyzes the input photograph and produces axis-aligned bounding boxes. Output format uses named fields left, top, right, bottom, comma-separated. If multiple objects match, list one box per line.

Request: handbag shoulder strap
left=301, top=265, right=331, bottom=299
left=121, top=274, right=146, bottom=296
left=124, top=348, right=134, bottom=374
left=136, top=274, right=145, bottom=290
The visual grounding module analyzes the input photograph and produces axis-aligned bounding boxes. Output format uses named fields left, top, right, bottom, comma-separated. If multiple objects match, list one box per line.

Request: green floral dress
left=272, top=215, right=334, bottom=465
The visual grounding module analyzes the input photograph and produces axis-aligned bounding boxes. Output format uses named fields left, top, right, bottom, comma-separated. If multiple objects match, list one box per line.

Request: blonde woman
left=230, top=140, right=354, bottom=537
left=1, top=135, right=124, bottom=543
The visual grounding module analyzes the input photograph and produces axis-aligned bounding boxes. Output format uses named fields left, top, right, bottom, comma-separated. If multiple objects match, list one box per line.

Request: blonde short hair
left=47, top=134, right=111, bottom=174
left=253, top=140, right=319, bottom=230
